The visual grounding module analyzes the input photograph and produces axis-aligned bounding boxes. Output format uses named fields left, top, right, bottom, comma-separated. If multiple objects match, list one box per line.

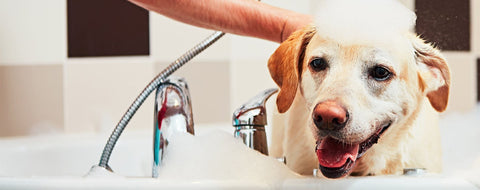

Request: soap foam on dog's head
left=314, top=0, right=416, bottom=46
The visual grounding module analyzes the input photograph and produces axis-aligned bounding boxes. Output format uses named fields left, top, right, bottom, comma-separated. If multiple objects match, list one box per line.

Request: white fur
left=270, top=34, right=446, bottom=175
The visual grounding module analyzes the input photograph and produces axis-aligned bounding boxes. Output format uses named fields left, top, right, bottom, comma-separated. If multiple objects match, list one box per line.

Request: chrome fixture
left=232, top=88, right=278, bottom=155
left=153, top=76, right=194, bottom=178
left=403, top=168, right=427, bottom=176
left=96, top=31, right=224, bottom=171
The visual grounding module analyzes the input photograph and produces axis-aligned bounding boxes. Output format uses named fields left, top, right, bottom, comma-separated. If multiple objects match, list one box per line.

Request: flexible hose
left=98, top=31, right=225, bottom=168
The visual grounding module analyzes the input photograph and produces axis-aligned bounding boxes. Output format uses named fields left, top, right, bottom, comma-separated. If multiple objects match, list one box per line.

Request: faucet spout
left=153, top=76, right=194, bottom=177
left=232, top=88, right=278, bottom=155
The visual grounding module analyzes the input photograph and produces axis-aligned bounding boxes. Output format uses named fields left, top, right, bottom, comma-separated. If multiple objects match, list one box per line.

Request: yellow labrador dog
left=268, top=5, right=450, bottom=178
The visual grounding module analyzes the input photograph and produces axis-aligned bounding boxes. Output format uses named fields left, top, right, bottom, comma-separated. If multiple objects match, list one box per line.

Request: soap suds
left=156, top=130, right=300, bottom=185
left=314, top=0, right=416, bottom=46
left=439, top=104, right=480, bottom=185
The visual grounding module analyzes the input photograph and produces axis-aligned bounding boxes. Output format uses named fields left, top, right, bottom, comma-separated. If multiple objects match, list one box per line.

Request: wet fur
left=268, top=26, right=450, bottom=176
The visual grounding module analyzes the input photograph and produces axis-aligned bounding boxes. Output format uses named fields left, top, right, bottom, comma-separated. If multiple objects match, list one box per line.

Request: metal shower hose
left=98, top=31, right=225, bottom=168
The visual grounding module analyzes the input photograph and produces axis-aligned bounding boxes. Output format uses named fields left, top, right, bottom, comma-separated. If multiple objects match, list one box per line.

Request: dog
left=267, top=4, right=450, bottom=178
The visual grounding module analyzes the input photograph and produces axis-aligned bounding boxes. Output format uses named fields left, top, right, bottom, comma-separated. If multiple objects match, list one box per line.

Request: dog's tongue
left=316, top=137, right=359, bottom=168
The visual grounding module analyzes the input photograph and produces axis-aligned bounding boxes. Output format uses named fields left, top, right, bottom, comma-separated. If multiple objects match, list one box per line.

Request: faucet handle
left=232, top=88, right=278, bottom=126
left=232, top=88, right=278, bottom=156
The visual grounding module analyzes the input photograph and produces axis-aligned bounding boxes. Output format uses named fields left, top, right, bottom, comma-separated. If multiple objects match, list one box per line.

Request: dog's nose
left=313, top=101, right=348, bottom=131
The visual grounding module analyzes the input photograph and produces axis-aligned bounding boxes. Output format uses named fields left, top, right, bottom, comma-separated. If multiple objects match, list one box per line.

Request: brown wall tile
left=478, top=58, right=480, bottom=102
left=67, top=0, right=149, bottom=57
left=415, top=0, right=470, bottom=51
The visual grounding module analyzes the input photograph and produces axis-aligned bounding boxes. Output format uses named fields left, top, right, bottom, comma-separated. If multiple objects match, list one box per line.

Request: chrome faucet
left=153, top=76, right=194, bottom=178
left=232, top=88, right=278, bottom=156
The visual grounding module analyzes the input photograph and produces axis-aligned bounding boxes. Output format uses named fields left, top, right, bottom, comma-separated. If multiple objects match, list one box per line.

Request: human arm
left=128, top=0, right=312, bottom=43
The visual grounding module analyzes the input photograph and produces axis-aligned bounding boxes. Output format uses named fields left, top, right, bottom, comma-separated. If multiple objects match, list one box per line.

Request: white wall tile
left=150, top=13, right=231, bottom=63
left=397, top=0, right=415, bottom=10
left=473, top=0, right=480, bottom=55
left=64, top=60, right=155, bottom=134
left=229, top=36, right=278, bottom=110
left=0, top=0, right=66, bottom=65
left=230, top=60, right=277, bottom=112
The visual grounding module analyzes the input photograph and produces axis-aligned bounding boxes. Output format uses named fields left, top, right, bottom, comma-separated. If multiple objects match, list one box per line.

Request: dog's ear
left=412, top=35, right=451, bottom=112
left=268, top=25, right=316, bottom=113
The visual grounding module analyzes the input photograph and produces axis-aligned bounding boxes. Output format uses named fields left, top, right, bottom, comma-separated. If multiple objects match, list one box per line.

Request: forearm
left=128, top=0, right=312, bottom=43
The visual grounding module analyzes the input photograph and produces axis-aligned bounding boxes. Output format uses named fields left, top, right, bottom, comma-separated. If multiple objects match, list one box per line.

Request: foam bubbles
left=156, top=130, right=300, bottom=185
left=440, top=104, right=480, bottom=174
left=439, top=104, right=480, bottom=186
left=314, top=0, right=416, bottom=45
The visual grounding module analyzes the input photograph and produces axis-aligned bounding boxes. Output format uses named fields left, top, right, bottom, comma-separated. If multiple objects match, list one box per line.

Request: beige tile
left=474, top=0, right=480, bottom=55
left=443, top=52, right=477, bottom=113
left=155, top=61, right=231, bottom=124
left=0, top=65, right=64, bottom=137
left=397, top=0, right=415, bottom=10
left=64, top=60, right=155, bottom=134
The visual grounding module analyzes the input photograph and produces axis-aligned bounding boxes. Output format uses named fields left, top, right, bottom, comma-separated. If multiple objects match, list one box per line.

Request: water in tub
left=85, top=126, right=300, bottom=185
left=155, top=130, right=300, bottom=183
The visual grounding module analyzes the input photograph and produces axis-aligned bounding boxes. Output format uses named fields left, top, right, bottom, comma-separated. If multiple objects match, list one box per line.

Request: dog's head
left=268, top=25, right=450, bottom=178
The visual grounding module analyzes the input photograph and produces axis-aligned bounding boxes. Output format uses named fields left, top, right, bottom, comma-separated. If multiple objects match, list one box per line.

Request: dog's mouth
left=315, top=122, right=391, bottom=178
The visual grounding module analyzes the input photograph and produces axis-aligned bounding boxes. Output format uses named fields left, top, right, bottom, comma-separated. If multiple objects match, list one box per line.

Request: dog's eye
left=309, top=58, right=328, bottom=71
left=370, top=66, right=391, bottom=81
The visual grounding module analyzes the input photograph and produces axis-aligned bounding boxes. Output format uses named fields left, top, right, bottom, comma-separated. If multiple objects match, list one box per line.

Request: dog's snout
left=313, top=101, right=348, bottom=131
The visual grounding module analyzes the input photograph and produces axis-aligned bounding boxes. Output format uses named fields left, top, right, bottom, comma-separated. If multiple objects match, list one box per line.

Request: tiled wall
left=415, top=0, right=470, bottom=51
left=0, top=65, right=64, bottom=136
left=474, top=0, right=480, bottom=103
left=477, top=58, right=480, bottom=102
left=0, top=0, right=66, bottom=64
left=0, top=0, right=66, bottom=137
left=63, top=58, right=155, bottom=133
left=0, top=0, right=478, bottom=137
left=67, top=0, right=149, bottom=57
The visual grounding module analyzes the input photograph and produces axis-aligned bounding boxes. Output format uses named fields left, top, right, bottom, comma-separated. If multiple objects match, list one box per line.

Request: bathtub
left=0, top=123, right=478, bottom=190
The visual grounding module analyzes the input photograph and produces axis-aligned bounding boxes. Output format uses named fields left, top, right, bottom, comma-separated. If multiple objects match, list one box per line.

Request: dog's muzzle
left=312, top=101, right=349, bottom=132
left=315, top=122, right=391, bottom=178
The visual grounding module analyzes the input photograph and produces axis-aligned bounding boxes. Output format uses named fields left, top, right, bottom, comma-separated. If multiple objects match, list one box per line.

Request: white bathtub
left=0, top=124, right=478, bottom=190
